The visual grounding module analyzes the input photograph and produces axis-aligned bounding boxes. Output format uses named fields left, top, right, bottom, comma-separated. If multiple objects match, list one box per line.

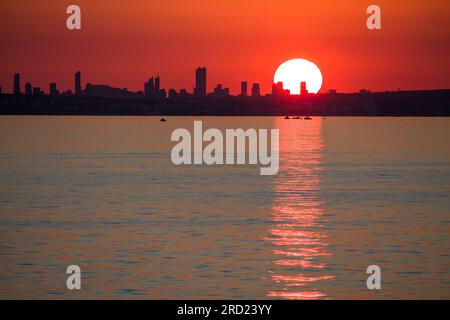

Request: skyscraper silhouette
left=155, top=76, right=160, bottom=92
left=272, top=82, right=283, bottom=95
left=300, top=81, right=308, bottom=96
left=271, top=82, right=290, bottom=95
left=195, top=67, right=207, bottom=98
left=144, top=77, right=155, bottom=98
left=154, top=76, right=162, bottom=98
left=32, top=87, right=41, bottom=96
left=144, top=78, right=151, bottom=96
left=213, top=84, right=230, bottom=97
left=251, top=83, right=260, bottom=97
left=75, top=71, right=81, bottom=95
left=13, top=73, right=21, bottom=95
left=49, top=83, right=57, bottom=96
left=241, top=81, right=248, bottom=96
left=25, top=82, right=32, bottom=96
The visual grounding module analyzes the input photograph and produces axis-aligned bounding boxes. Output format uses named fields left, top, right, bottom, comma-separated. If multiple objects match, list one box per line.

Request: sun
left=274, top=59, right=323, bottom=94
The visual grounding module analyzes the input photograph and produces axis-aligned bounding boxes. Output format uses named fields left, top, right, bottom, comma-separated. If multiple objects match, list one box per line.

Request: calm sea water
left=0, top=116, right=449, bottom=299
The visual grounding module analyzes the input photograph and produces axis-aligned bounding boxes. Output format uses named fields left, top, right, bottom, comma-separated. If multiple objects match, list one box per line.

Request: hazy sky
left=1, top=0, right=449, bottom=94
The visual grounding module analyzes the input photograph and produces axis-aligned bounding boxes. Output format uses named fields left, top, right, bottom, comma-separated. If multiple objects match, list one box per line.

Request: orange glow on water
left=268, top=291, right=327, bottom=300
left=265, top=117, right=334, bottom=299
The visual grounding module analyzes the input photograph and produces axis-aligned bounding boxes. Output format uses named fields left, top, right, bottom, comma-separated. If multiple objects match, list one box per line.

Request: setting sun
left=274, top=59, right=323, bottom=94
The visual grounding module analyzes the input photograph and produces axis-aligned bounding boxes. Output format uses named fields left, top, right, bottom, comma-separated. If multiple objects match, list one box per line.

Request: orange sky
left=1, top=0, right=449, bottom=94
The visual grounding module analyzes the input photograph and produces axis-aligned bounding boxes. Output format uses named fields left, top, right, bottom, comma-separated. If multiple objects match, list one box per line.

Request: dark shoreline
left=1, top=89, right=449, bottom=116
left=0, top=114, right=449, bottom=117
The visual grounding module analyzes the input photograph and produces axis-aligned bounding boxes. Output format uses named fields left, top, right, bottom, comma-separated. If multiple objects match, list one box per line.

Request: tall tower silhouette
left=155, top=76, right=160, bottom=92
left=145, top=77, right=155, bottom=97
left=13, top=73, right=21, bottom=95
left=75, top=71, right=81, bottom=95
left=195, top=67, right=207, bottom=98
left=25, top=82, right=32, bottom=96
left=300, top=81, right=308, bottom=96
left=241, top=81, right=248, bottom=96
left=251, top=83, right=260, bottom=97
left=155, top=76, right=160, bottom=98
left=49, top=83, right=57, bottom=96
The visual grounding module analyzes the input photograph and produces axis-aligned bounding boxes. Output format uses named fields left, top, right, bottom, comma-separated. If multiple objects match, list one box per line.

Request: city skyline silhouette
left=5, top=66, right=449, bottom=99
left=0, top=68, right=448, bottom=117
left=6, top=67, right=318, bottom=98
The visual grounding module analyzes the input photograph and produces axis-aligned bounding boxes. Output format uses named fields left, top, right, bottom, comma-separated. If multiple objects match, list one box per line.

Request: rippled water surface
left=0, top=116, right=449, bottom=299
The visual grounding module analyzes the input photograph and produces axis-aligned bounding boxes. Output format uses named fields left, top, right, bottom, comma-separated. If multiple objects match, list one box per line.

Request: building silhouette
left=251, top=83, right=260, bottom=97
left=75, top=71, right=81, bottom=95
left=13, top=73, right=21, bottom=95
left=195, top=67, right=207, bottom=98
left=272, top=82, right=281, bottom=95
left=155, top=76, right=160, bottom=97
left=49, top=83, right=57, bottom=96
left=168, top=89, right=178, bottom=98
left=25, top=82, right=32, bottom=96
left=272, top=82, right=289, bottom=95
left=240, top=81, right=248, bottom=96
left=179, top=89, right=189, bottom=98
left=144, top=76, right=163, bottom=99
left=300, top=81, right=308, bottom=96
left=212, top=84, right=230, bottom=98
left=32, top=87, right=42, bottom=96
left=144, top=77, right=155, bottom=97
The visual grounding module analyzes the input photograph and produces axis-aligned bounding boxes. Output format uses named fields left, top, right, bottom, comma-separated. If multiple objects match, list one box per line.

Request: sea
left=0, top=116, right=449, bottom=299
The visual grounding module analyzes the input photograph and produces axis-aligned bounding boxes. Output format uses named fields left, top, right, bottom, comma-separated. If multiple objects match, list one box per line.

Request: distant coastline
left=0, top=89, right=449, bottom=116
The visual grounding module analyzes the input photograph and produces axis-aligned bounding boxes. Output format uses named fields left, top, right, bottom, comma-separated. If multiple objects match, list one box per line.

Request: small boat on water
left=304, top=116, right=312, bottom=120
left=293, top=116, right=301, bottom=119
left=160, top=118, right=167, bottom=122
left=284, top=116, right=290, bottom=119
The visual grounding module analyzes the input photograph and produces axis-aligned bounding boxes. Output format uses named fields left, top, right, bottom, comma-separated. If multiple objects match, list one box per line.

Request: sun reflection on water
left=265, top=117, right=334, bottom=299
